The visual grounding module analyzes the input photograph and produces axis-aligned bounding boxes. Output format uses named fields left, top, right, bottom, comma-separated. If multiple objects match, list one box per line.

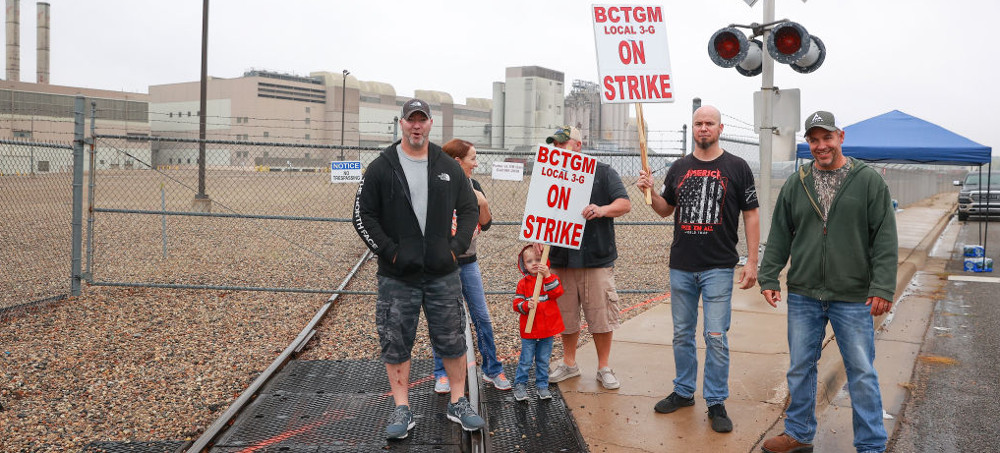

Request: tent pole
left=985, top=162, right=991, bottom=270
left=978, top=167, right=983, bottom=247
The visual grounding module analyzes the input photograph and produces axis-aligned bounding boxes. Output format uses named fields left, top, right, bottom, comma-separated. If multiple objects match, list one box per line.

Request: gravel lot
left=1, top=167, right=763, bottom=451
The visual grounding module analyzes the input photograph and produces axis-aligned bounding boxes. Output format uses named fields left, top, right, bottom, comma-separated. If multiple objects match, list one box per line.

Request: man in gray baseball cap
left=759, top=109, right=896, bottom=453
left=803, top=110, right=840, bottom=135
left=354, top=95, right=485, bottom=439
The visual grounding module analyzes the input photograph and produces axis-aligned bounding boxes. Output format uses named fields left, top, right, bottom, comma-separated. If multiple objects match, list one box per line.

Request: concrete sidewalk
left=556, top=193, right=957, bottom=452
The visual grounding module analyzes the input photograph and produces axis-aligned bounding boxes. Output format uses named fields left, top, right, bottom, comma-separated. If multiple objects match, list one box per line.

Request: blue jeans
left=785, top=293, right=886, bottom=453
left=433, top=261, right=503, bottom=379
left=514, top=336, right=554, bottom=388
left=670, top=267, right=734, bottom=406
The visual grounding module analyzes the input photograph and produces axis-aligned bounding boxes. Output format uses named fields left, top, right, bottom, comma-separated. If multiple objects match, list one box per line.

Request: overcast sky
left=13, top=0, right=999, bottom=155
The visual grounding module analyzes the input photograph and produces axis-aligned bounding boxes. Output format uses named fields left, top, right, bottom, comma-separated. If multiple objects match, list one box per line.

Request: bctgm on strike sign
left=592, top=4, right=674, bottom=104
left=520, top=145, right=596, bottom=250
left=330, top=161, right=362, bottom=183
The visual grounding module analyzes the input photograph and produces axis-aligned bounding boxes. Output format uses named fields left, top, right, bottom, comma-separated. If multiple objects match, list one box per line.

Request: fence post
left=85, top=101, right=97, bottom=281
left=71, top=96, right=85, bottom=296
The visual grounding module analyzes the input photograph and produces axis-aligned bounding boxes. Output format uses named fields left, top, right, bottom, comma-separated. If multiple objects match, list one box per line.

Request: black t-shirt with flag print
left=661, top=151, right=758, bottom=272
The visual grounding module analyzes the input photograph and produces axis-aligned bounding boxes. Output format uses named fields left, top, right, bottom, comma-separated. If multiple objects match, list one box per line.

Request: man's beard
left=406, top=134, right=427, bottom=148
left=697, top=137, right=716, bottom=150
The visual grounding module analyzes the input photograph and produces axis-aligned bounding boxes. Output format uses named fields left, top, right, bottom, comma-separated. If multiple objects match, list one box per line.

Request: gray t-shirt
left=397, top=145, right=428, bottom=234
left=813, top=160, right=852, bottom=222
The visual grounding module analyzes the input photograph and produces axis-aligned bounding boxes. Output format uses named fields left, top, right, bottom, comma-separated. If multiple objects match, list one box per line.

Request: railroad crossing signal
left=708, top=21, right=826, bottom=76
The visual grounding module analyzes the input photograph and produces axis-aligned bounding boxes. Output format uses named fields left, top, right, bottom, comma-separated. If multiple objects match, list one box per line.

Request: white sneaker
left=596, top=367, right=620, bottom=390
left=549, top=363, right=581, bottom=383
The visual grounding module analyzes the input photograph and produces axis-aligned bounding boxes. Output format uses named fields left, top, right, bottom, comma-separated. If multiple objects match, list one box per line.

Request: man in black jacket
left=353, top=99, right=484, bottom=439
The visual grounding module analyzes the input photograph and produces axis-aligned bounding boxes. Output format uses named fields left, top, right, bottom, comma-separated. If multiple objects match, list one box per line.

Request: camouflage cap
left=545, top=125, right=583, bottom=144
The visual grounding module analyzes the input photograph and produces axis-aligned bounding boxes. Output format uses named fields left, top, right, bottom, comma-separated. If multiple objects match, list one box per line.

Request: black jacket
left=353, top=141, right=478, bottom=284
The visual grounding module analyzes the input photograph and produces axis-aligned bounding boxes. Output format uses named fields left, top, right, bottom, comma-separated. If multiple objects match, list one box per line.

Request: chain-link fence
left=0, top=139, right=75, bottom=310
left=87, top=135, right=380, bottom=295
left=2, top=118, right=967, bottom=309
left=86, top=135, right=687, bottom=296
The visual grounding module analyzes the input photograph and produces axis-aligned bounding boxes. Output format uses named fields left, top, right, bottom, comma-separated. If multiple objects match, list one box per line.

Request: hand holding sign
left=635, top=103, right=652, bottom=205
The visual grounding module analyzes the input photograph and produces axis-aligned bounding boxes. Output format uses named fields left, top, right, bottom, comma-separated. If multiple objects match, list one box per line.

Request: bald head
left=693, top=105, right=722, bottom=125
left=692, top=105, right=724, bottom=153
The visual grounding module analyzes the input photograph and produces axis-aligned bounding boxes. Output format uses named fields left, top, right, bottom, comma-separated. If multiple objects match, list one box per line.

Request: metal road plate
left=212, top=360, right=463, bottom=452
left=482, top=364, right=590, bottom=453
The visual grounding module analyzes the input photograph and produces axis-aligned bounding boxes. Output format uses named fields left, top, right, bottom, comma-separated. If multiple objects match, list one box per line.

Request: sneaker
left=761, top=433, right=814, bottom=453
left=653, top=392, right=695, bottom=414
left=483, top=372, right=512, bottom=390
left=384, top=405, right=415, bottom=440
left=537, top=386, right=553, bottom=400
left=707, top=403, right=733, bottom=433
left=512, top=383, right=529, bottom=402
left=434, top=376, right=450, bottom=394
left=596, top=367, right=620, bottom=390
left=549, top=363, right=581, bottom=383
left=446, top=396, right=485, bottom=431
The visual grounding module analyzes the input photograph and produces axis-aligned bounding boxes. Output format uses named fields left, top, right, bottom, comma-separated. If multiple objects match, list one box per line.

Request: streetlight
left=340, top=69, right=349, bottom=160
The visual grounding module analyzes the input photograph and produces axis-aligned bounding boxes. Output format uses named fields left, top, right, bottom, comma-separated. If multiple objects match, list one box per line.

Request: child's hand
left=535, top=263, right=550, bottom=277
left=528, top=299, right=538, bottom=310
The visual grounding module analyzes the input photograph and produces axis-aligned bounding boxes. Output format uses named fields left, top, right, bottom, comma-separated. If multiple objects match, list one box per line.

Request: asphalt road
left=889, top=219, right=1000, bottom=452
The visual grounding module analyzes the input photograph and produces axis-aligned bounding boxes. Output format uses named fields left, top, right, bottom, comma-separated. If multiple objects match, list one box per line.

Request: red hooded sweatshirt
left=512, top=244, right=565, bottom=339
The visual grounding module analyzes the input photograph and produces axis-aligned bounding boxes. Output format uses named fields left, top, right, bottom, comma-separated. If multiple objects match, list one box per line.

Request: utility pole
left=759, top=0, right=775, bottom=241
left=194, top=0, right=211, bottom=212
left=340, top=69, right=349, bottom=160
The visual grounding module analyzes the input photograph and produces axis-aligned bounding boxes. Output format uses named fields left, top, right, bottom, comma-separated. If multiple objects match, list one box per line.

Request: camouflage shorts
left=376, top=270, right=466, bottom=364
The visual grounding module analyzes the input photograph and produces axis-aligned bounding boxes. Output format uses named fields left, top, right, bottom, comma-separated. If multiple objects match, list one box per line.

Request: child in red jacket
left=512, top=244, right=565, bottom=401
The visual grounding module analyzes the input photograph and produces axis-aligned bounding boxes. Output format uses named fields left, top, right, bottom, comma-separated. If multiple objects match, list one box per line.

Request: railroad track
left=186, top=249, right=488, bottom=453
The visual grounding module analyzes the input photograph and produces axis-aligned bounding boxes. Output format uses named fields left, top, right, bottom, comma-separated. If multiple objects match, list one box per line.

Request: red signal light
left=708, top=27, right=750, bottom=69
left=714, top=32, right=742, bottom=60
left=772, top=27, right=802, bottom=56
left=766, top=22, right=812, bottom=64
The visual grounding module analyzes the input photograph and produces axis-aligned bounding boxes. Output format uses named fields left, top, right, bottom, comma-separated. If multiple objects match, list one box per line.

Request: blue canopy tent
left=795, top=110, right=991, bottom=165
left=796, top=109, right=994, bottom=270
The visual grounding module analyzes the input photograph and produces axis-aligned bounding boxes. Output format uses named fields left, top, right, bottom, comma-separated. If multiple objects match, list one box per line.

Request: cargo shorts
left=552, top=266, right=622, bottom=335
left=375, top=269, right=466, bottom=364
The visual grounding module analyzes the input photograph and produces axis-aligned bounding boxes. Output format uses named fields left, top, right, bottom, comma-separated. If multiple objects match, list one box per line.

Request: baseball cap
left=401, top=98, right=432, bottom=120
left=545, top=125, right=583, bottom=144
left=803, top=110, right=840, bottom=136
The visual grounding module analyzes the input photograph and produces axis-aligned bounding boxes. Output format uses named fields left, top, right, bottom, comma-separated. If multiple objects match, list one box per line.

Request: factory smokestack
left=6, top=0, right=19, bottom=81
left=36, top=2, right=47, bottom=84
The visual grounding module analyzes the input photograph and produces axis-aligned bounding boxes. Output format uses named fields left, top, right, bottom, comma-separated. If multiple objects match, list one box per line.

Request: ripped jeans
left=669, top=267, right=734, bottom=406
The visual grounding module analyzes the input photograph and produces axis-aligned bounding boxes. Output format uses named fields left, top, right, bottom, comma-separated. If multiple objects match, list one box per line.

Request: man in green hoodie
left=758, top=111, right=897, bottom=453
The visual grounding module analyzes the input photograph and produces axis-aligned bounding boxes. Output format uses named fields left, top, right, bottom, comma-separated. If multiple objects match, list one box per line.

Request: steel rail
left=463, top=303, right=488, bottom=453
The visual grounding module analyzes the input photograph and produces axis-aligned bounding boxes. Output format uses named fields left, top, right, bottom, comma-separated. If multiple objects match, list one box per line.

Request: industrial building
left=0, top=0, right=637, bottom=173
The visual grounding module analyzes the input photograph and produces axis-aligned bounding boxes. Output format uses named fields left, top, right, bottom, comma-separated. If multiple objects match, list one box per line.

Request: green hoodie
left=759, top=158, right=897, bottom=303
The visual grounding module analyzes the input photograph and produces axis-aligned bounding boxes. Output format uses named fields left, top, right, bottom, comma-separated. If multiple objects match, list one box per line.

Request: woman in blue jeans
left=434, top=139, right=510, bottom=392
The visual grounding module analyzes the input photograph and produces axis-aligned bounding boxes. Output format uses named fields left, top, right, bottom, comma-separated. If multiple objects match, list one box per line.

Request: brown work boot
left=761, top=433, right=813, bottom=453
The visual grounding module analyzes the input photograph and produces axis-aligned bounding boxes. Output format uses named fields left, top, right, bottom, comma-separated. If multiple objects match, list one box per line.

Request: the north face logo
left=438, top=173, right=450, bottom=181
left=809, top=113, right=824, bottom=124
